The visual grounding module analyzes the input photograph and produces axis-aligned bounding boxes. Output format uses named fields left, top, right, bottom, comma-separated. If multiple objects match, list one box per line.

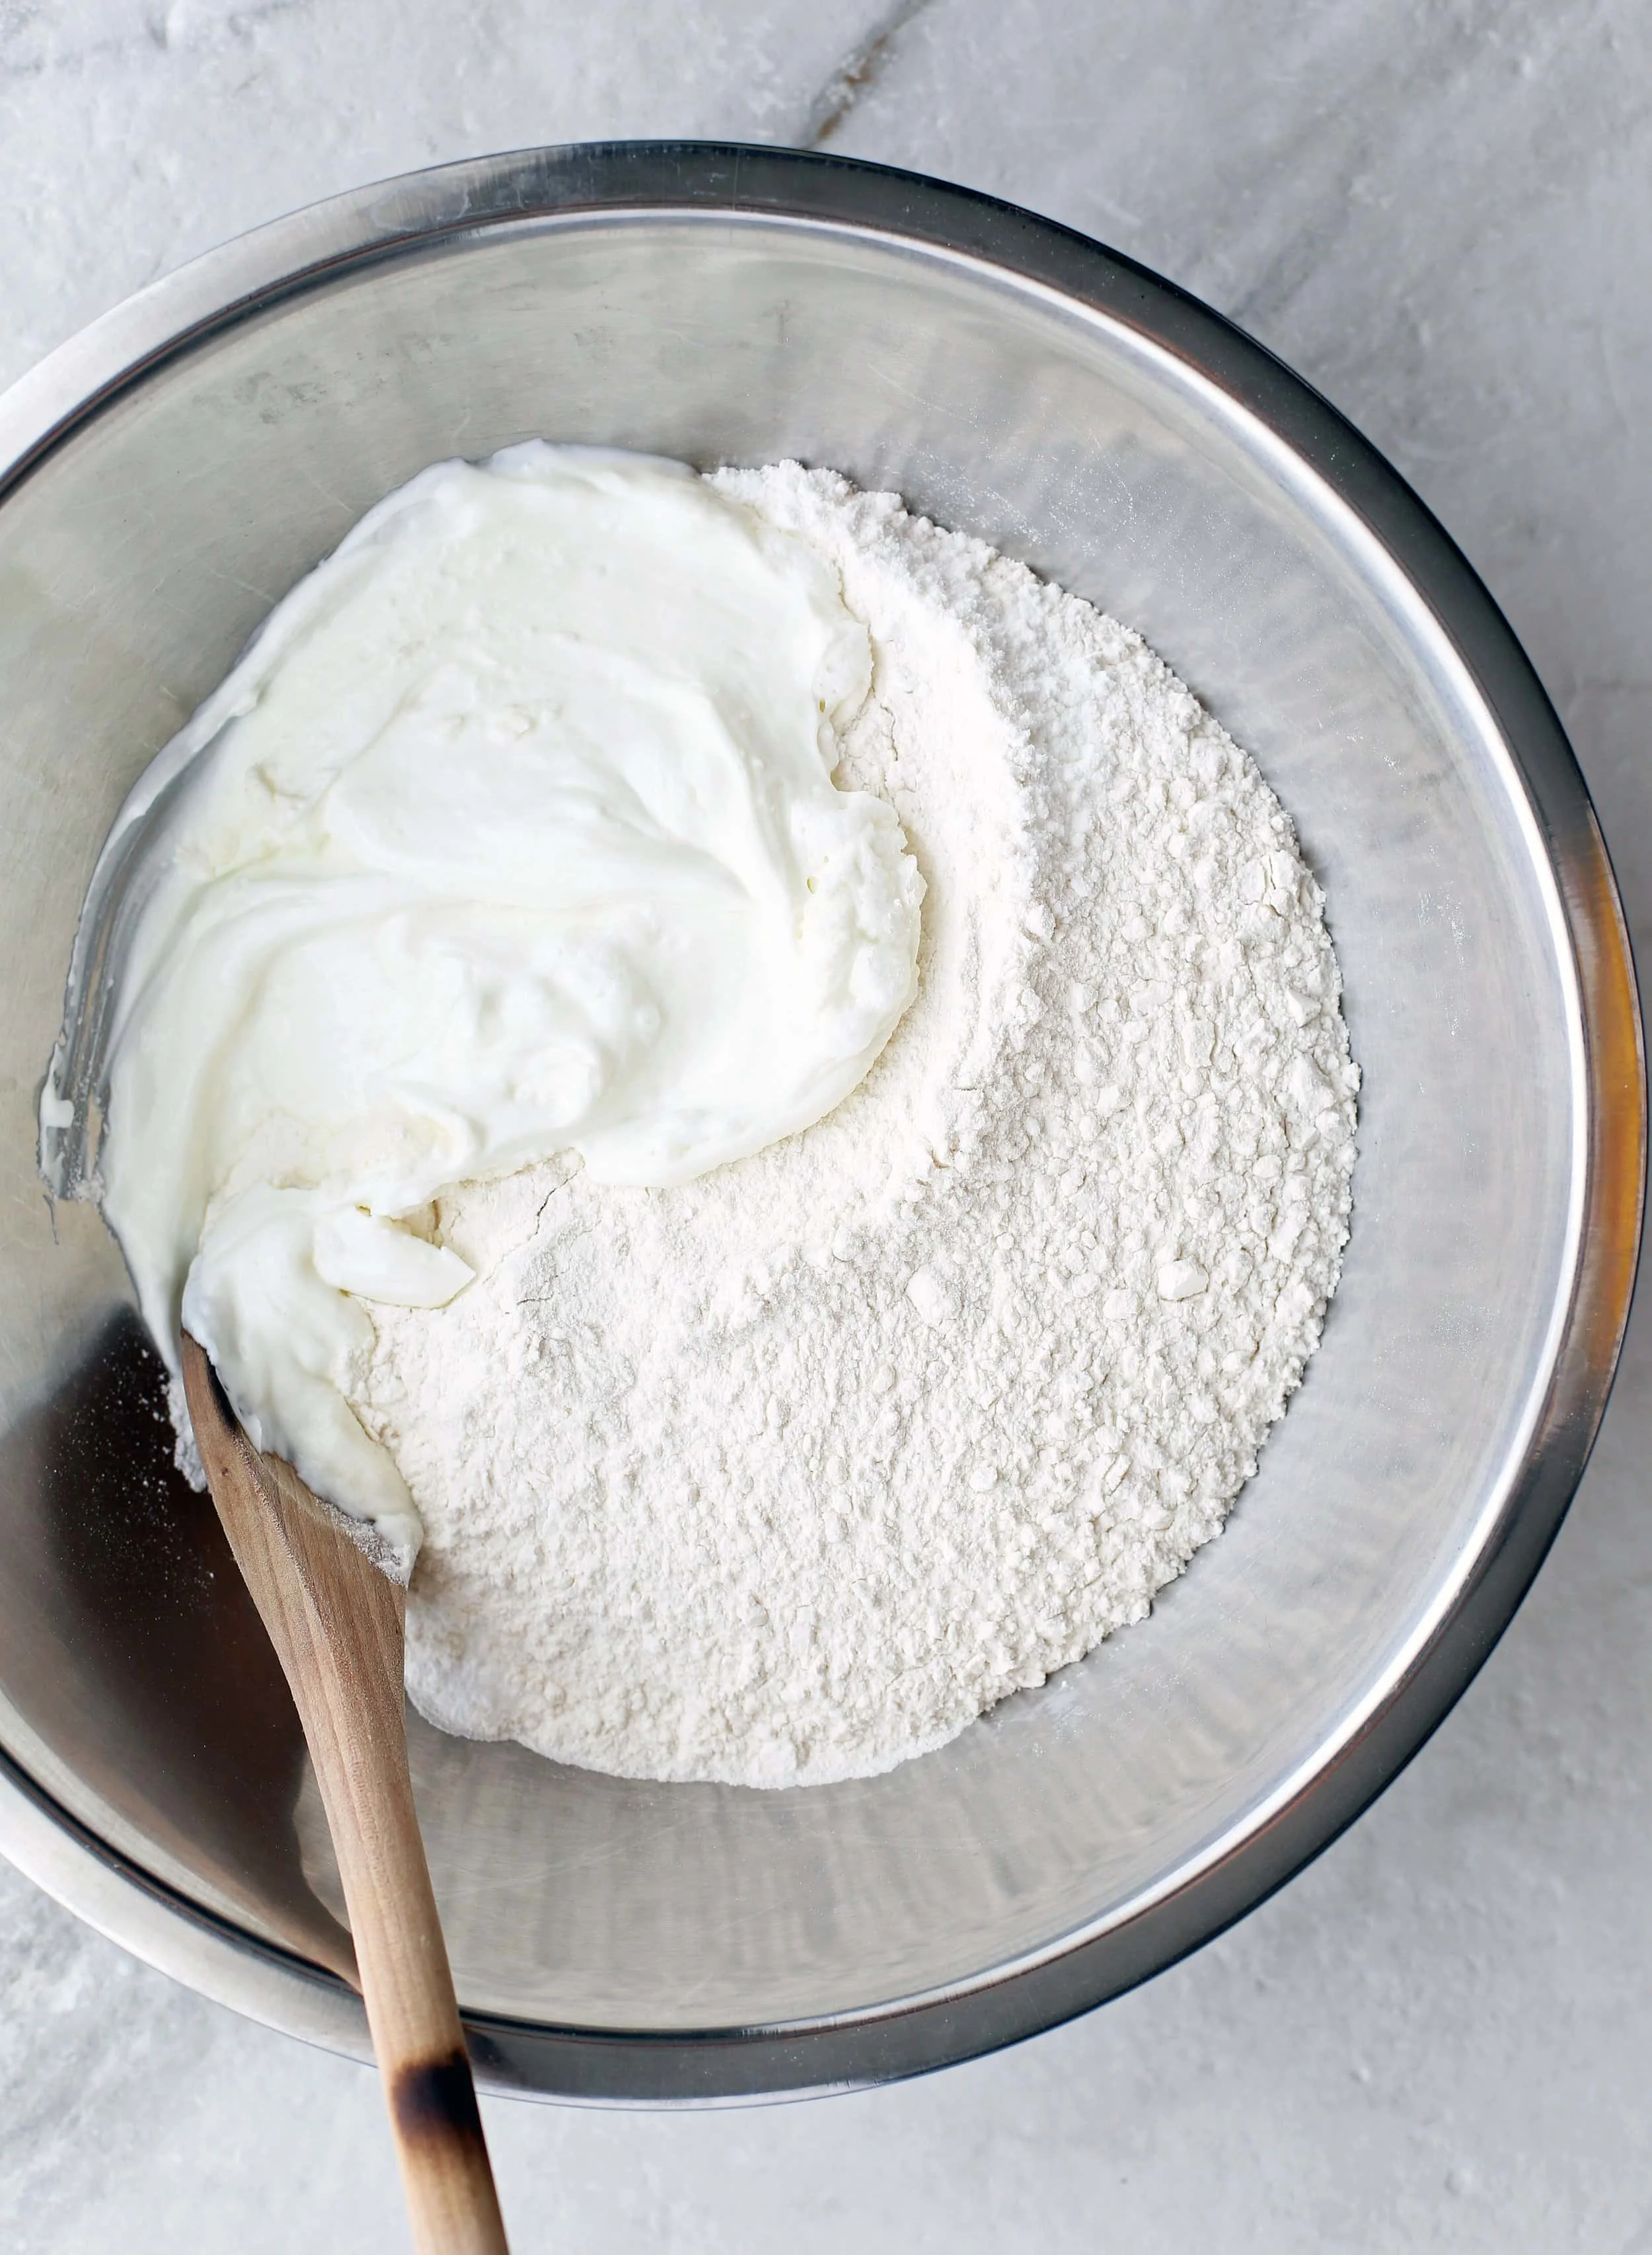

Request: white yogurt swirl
left=82, top=445, right=924, bottom=1565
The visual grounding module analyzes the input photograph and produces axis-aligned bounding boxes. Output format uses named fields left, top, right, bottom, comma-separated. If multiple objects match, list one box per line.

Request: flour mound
left=349, top=465, right=1359, bottom=1789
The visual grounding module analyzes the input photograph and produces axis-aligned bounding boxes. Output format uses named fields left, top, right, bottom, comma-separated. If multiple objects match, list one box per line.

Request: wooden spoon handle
left=182, top=1335, right=509, bottom=2255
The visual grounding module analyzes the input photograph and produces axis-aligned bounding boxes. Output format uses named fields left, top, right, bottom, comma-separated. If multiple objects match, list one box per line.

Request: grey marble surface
left=3, top=1, right=1651, bottom=2246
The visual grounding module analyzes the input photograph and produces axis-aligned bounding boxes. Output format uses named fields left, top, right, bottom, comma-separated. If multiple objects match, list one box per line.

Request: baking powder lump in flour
left=350, top=463, right=1360, bottom=1788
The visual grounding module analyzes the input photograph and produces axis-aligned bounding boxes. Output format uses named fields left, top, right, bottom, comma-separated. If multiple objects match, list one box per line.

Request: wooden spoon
left=180, top=1331, right=510, bottom=2255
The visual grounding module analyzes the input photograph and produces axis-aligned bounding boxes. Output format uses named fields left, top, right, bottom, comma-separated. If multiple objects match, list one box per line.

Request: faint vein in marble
left=799, top=0, right=936, bottom=150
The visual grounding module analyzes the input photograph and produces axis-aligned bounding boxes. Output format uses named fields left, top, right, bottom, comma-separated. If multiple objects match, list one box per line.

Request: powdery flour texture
left=350, top=465, right=1360, bottom=1788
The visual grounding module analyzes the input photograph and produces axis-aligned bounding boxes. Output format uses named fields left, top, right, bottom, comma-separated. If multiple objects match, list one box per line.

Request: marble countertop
left=4, top=1, right=1650, bottom=2246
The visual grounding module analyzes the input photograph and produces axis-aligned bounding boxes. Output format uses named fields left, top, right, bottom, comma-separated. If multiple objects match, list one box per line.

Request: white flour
left=348, top=464, right=1359, bottom=1789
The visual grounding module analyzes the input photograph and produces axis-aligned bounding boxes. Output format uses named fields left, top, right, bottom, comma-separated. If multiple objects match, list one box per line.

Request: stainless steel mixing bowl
left=0, top=143, right=1640, bottom=2103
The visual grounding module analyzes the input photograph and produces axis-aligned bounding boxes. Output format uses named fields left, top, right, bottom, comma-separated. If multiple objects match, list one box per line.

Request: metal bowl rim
left=0, top=139, right=1641, bottom=2101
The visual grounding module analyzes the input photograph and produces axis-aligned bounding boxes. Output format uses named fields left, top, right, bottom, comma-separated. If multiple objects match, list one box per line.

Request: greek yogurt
left=68, top=445, right=923, bottom=1565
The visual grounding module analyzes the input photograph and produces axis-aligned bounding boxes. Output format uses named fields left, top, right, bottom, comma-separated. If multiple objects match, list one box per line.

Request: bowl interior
left=0, top=200, right=1587, bottom=2059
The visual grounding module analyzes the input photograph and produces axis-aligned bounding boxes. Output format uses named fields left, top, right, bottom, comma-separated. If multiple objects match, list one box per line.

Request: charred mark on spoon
left=391, top=2049, right=486, bottom=2149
